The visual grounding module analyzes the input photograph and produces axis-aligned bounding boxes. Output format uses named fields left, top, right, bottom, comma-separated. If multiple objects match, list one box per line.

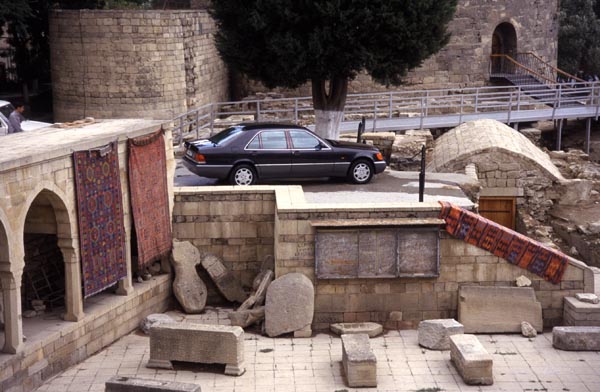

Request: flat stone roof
left=0, top=119, right=164, bottom=172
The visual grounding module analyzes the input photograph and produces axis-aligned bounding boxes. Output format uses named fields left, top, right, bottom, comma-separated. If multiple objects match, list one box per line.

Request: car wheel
left=348, top=160, right=374, bottom=184
left=229, top=164, right=257, bottom=186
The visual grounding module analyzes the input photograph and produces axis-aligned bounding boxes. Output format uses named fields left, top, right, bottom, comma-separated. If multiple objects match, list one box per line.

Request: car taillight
left=194, top=153, right=206, bottom=163
left=375, top=152, right=384, bottom=161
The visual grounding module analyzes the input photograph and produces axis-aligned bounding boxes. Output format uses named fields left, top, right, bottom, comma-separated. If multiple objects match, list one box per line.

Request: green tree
left=211, top=0, right=457, bottom=139
left=559, top=0, right=600, bottom=78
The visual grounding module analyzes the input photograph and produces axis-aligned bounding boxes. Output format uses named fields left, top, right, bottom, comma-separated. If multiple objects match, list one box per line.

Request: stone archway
left=21, top=188, right=83, bottom=325
left=491, top=22, right=518, bottom=73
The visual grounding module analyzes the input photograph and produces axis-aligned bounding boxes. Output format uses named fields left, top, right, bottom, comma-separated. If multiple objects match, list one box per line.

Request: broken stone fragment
left=575, top=293, right=600, bottom=304
left=201, top=253, right=247, bottom=303
left=140, top=313, right=175, bottom=335
left=331, top=322, right=383, bottom=338
left=239, top=270, right=274, bottom=312
left=515, top=275, right=532, bottom=287
left=228, top=307, right=265, bottom=328
left=171, top=241, right=207, bottom=313
left=265, top=273, right=314, bottom=337
left=521, top=321, right=537, bottom=338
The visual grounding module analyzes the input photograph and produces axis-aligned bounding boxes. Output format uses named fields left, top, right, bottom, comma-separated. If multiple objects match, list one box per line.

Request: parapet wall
left=49, top=10, right=229, bottom=122
left=172, top=186, right=594, bottom=329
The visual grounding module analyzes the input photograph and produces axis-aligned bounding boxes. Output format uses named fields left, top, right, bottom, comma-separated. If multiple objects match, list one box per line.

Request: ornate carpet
left=128, top=130, right=172, bottom=271
left=74, top=141, right=127, bottom=297
left=438, top=201, right=569, bottom=284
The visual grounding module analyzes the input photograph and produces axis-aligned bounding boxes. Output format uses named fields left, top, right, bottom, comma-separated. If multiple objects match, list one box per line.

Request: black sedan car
left=183, top=123, right=387, bottom=185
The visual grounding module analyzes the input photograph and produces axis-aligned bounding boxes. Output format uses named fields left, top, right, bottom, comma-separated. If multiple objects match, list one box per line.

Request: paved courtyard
left=34, top=308, right=600, bottom=392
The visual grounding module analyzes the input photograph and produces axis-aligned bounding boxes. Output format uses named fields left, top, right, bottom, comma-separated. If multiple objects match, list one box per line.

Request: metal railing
left=171, top=81, right=600, bottom=144
left=490, top=52, right=586, bottom=87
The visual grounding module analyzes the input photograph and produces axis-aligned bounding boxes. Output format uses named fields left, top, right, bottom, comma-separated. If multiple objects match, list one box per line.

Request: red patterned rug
left=74, top=141, right=127, bottom=297
left=438, top=201, right=569, bottom=284
left=128, top=130, right=172, bottom=271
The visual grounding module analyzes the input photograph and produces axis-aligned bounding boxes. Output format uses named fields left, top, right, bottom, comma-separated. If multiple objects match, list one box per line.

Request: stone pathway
left=35, top=308, right=600, bottom=392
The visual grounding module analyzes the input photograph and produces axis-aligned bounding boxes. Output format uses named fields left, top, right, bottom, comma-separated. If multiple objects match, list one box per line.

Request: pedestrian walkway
left=35, top=308, right=600, bottom=392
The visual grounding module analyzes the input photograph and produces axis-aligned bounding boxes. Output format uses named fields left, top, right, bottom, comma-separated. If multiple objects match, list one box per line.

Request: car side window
left=259, top=131, right=288, bottom=149
left=289, top=130, right=321, bottom=149
left=247, top=134, right=261, bottom=149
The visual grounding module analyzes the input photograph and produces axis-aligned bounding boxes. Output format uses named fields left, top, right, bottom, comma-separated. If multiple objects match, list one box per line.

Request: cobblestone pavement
left=35, top=308, right=600, bottom=392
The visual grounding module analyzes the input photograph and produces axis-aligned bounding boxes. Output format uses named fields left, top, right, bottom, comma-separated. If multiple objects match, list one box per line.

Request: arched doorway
left=0, top=219, right=8, bottom=349
left=21, top=189, right=83, bottom=329
left=491, top=22, right=518, bottom=73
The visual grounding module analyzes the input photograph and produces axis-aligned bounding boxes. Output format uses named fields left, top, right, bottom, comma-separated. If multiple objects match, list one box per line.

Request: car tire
left=229, top=164, right=257, bottom=186
left=348, top=160, right=374, bottom=184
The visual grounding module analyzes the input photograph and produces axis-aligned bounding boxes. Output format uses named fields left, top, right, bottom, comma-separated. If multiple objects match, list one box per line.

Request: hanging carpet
left=438, top=201, right=569, bottom=284
left=74, top=141, right=127, bottom=297
left=128, top=130, right=172, bottom=271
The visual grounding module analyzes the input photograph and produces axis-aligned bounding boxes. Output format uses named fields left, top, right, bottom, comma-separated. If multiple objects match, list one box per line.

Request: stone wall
left=172, top=187, right=276, bottom=297
left=243, top=0, right=560, bottom=96
left=49, top=10, right=229, bottom=122
left=172, top=186, right=594, bottom=331
left=274, top=204, right=586, bottom=330
left=0, top=275, right=171, bottom=392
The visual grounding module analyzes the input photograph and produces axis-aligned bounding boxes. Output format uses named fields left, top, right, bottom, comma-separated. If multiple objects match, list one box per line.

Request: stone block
left=575, top=293, right=600, bottom=304
left=265, top=273, right=314, bottom=337
left=458, top=286, right=542, bottom=333
left=563, top=297, right=600, bottom=326
left=105, top=376, right=201, bottom=391
left=418, top=319, right=464, bottom=350
left=147, top=323, right=245, bottom=376
left=449, top=334, right=493, bottom=385
left=553, top=326, right=600, bottom=351
left=200, top=253, right=247, bottom=303
left=330, top=322, right=383, bottom=338
left=341, top=334, right=377, bottom=388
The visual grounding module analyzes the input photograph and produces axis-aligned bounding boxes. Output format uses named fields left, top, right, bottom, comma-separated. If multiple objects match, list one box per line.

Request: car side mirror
left=315, top=143, right=323, bottom=151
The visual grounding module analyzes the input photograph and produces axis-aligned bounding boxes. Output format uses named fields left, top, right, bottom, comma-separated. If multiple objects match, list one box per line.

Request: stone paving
left=35, top=308, right=600, bottom=392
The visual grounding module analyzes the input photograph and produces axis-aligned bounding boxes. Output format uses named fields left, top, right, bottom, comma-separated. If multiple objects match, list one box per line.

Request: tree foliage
left=211, top=0, right=457, bottom=138
left=559, top=0, right=600, bottom=78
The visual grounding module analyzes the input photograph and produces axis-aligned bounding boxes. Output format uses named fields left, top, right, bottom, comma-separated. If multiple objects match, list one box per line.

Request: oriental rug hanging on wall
left=74, top=141, right=127, bottom=298
left=438, top=201, right=569, bottom=284
left=128, top=130, right=172, bottom=270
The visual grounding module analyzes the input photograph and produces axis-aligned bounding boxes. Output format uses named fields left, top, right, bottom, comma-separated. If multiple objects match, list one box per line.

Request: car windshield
left=0, top=103, right=14, bottom=118
left=208, top=126, right=243, bottom=145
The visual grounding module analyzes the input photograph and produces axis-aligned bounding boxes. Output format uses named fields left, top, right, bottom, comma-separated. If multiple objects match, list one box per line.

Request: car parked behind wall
left=183, top=123, right=387, bottom=185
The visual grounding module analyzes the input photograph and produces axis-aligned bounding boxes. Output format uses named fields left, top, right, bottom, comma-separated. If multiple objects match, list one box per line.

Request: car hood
left=22, top=120, right=53, bottom=131
left=327, top=139, right=378, bottom=151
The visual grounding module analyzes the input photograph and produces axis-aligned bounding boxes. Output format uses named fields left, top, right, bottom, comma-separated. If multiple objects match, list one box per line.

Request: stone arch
left=492, top=22, right=518, bottom=57
left=20, top=183, right=83, bottom=324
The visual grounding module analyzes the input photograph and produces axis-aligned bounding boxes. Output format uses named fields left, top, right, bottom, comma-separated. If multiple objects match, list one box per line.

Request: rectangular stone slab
left=564, top=297, right=600, bottom=326
left=450, top=334, right=493, bottom=385
left=458, top=286, right=542, bottom=333
left=105, top=376, right=201, bottom=391
left=553, top=326, right=600, bottom=351
left=147, top=322, right=245, bottom=376
left=341, top=333, right=377, bottom=387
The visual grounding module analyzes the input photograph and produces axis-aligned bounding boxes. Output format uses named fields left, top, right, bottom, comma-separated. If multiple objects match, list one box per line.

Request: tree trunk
left=311, top=77, right=348, bottom=140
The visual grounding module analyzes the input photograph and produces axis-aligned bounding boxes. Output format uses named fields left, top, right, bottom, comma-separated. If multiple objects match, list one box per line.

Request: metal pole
left=586, top=118, right=592, bottom=155
left=256, top=101, right=261, bottom=122
left=294, top=98, right=299, bottom=124
left=419, top=145, right=426, bottom=202
left=556, top=118, right=564, bottom=151
left=389, top=93, right=393, bottom=118
left=419, top=97, right=425, bottom=129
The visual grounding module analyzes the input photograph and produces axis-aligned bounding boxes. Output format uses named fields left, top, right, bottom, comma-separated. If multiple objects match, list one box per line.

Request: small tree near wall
left=211, top=0, right=457, bottom=139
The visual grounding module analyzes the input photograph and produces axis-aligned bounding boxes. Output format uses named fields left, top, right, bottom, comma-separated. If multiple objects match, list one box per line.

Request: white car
left=0, top=100, right=53, bottom=135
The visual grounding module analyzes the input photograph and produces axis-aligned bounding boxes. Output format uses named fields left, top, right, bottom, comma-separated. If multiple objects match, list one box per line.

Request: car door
left=289, top=129, right=335, bottom=177
left=245, top=130, right=291, bottom=178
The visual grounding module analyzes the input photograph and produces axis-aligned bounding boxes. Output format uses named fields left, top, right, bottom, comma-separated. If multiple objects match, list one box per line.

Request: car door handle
left=293, top=151, right=300, bottom=155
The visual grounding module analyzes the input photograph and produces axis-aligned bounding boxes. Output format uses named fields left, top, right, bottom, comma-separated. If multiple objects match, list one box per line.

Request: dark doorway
left=491, top=23, right=518, bottom=73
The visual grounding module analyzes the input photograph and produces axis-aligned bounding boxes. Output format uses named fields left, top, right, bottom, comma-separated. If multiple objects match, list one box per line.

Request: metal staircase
left=490, top=52, right=589, bottom=106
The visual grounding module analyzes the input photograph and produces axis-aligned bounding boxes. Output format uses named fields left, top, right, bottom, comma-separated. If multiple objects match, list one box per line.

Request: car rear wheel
left=229, top=164, right=257, bottom=185
left=348, top=160, right=374, bottom=184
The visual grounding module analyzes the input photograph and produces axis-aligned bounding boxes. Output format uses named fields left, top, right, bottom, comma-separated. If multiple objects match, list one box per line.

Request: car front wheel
left=229, top=164, right=257, bottom=185
left=348, top=160, right=374, bottom=184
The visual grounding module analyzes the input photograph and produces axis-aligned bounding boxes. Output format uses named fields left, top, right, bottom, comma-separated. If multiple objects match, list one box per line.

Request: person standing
left=8, top=102, right=25, bottom=133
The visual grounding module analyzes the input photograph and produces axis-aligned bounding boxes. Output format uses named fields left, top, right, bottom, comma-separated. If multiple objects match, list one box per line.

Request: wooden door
left=479, top=197, right=516, bottom=230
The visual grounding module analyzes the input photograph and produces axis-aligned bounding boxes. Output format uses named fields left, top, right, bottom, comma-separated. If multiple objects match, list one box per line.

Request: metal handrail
left=170, top=81, right=600, bottom=144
